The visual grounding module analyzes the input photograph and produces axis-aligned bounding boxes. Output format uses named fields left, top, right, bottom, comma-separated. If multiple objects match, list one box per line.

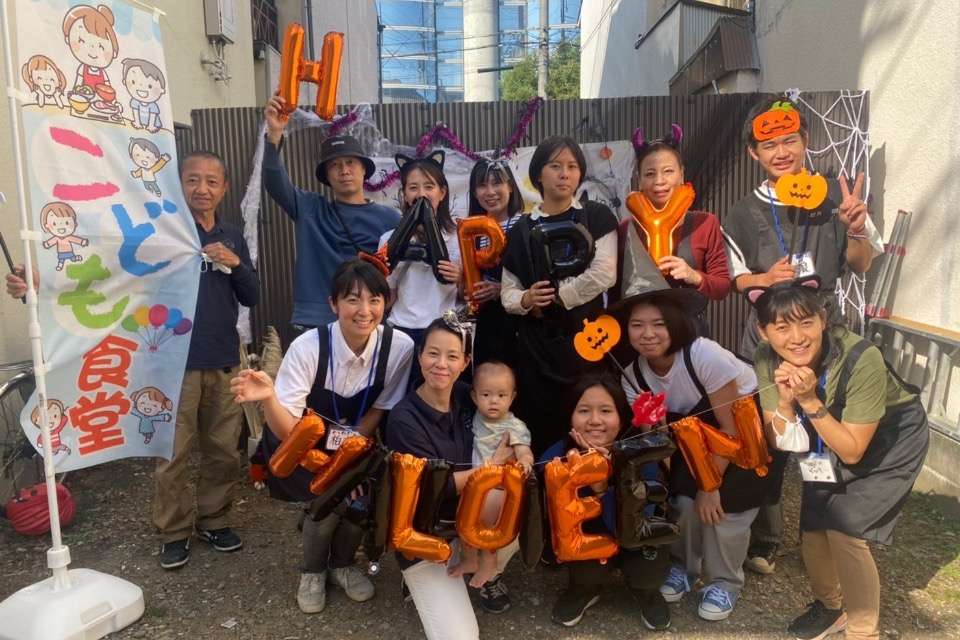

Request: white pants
left=669, top=495, right=758, bottom=594
left=401, top=539, right=518, bottom=640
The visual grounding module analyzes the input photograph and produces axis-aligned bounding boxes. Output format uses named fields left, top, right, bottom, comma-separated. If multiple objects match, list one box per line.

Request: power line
left=579, top=0, right=617, bottom=52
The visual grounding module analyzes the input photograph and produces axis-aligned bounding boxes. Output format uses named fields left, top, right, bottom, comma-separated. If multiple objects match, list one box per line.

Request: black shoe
left=477, top=575, right=511, bottom=614
left=787, top=601, right=847, bottom=640
left=634, top=588, right=671, bottom=631
left=197, top=527, right=243, bottom=552
left=159, top=538, right=190, bottom=570
left=744, top=541, right=778, bottom=575
left=552, top=587, right=600, bottom=627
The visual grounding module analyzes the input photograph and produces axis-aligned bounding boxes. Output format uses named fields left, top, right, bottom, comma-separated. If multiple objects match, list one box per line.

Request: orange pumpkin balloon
left=389, top=453, right=452, bottom=563
left=730, top=396, right=771, bottom=476
left=278, top=25, right=344, bottom=120
left=626, top=182, right=695, bottom=266
left=775, top=168, right=828, bottom=211
left=268, top=411, right=327, bottom=478
left=544, top=450, right=619, bottom=562
left=308, top=434, right=374, bottom=496
left=458, top=216, right=507, bottom=314
left=752, top=101, right=801, bottom=142
left=573, top=314, right=621, bottom=362
left=455, top=463, right=525, bottom=551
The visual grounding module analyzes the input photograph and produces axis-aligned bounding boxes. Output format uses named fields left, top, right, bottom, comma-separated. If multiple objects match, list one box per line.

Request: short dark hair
left=399, top=159, right=455, bottom=234
left=422, top=316, right=471, bottom=357
left=467, top=159, right=525, bottom=218
left=628, top=296, right=697, bottom=356
left=180, top=150, right=228, bottom=179
left=566, top=371, right=632, bottom=440
left=754, top=281, right=824, bottom=327
left=528, top=136, right=586, bottom=197
left=330, top=258, right=390, bottom=302
left=742, top=96, right=808, bottom=148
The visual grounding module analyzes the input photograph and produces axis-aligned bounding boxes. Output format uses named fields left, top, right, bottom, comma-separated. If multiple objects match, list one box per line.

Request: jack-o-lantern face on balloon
left=752, top=101, right=801, bottom=142
left=573, top=315, right=621, bottom=362
left=775, top=168, right=829, bottom=211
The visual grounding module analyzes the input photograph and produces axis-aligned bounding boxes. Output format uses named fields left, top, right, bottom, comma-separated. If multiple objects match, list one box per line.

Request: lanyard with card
left=796, top=372, right=837, bottom=483
left=325, top=326, right=379, bottom=450
left=767, top=185, right=815, bottom=277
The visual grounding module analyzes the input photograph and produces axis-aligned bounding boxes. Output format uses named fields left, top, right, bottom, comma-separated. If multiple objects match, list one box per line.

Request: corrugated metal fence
left=182, top=92, right=867, bottom=351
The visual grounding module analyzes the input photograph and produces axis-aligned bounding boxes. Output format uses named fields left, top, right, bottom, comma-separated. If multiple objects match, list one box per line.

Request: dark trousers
left=302, top=501, right=365, bottom=573
left=567, top=545, right=670, bottom=593
left=750, top=501, right=784, bottom=547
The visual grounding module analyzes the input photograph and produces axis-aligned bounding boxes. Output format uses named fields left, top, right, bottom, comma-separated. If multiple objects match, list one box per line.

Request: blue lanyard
left=766, top=184, right=812, bottom=257
left=796, top=372, right=828, bottom=454
left=327, top=325, right=380, bottom=427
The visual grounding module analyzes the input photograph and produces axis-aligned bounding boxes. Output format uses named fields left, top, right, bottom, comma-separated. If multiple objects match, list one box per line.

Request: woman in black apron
left=231, top=259, right=415, bottom=614
left=615, top=287, right=786, bottom=622
left=750, top=278, right=929, bottom=640
left=500, top=136, right=619, bottom=453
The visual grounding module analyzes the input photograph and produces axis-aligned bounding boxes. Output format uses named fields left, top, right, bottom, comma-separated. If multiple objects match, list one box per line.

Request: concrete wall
left=754, top=0, right=959, bottom=333
left=580, top=0, right=658, bottom=98
left=0, top=0, right=259, bottom=367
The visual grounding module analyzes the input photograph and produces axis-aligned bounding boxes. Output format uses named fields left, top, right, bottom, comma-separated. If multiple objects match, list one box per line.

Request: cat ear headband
left=744, top=274, right=822, bottom=306
left=395, top=150, right=446, bottom=172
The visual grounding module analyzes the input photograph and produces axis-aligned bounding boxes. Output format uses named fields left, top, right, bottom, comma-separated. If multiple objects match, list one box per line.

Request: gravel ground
left=2, top=457, right=958, bottom=639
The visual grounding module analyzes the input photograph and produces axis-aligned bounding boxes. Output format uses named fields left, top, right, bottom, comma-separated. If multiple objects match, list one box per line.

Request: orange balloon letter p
left=458, top=216, right=506, bottom=314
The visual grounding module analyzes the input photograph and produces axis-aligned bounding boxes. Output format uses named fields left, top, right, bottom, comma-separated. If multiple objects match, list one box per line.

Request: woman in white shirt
left=615, top=285, right=784, bottom=623
left=231, top=259, right=414, bottom=615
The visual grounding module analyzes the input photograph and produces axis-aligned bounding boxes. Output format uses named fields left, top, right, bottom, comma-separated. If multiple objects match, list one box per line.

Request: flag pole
left=0, top=0, right=70, bottom=588
left=0, top=1, right=144, bottom=637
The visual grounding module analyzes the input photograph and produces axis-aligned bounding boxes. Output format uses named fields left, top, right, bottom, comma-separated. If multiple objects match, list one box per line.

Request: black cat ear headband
left=744, top=274, right=822, bottom=306
left=395, top=150, right=446, bottom=172
left=632, top=123, right=683, bottom=154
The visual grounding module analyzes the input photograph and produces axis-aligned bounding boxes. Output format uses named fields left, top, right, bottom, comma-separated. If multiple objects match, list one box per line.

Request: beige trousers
left=152, top=366, right=242, bottom=542
left=801, top=529, right=880, bottom=640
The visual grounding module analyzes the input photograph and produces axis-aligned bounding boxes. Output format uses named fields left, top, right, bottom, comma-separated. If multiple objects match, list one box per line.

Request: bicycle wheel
left=0, top=368, right=40, bottom=503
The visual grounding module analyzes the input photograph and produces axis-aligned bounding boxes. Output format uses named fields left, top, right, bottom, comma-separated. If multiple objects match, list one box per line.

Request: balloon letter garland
left=612, top=433, right=680, bottom=549
left=456, top=463, right=525, bottom=551
left=544, top=450, right=619, bottom=562
left=458, top=216, right=507, bottom=314
left=625, top=182, right=695, bottom=266
left=775, top=168, right=828, bottom=211
left=267, top=411, right=374, bottom=497
left=278, top=24, right=344, bottom=120
left=389, top=453, right=452, bottom=563
left=670, top=396, right=771, bottom=493
left=383, top=196, right=451, bottom=283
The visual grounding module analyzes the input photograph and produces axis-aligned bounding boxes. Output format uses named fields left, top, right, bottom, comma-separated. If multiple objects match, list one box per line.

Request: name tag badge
left=791, top=251, right=816, bottom=278
left=326, top=426, right=353, bottom=451
left=799, top=452, right=837, bottom=484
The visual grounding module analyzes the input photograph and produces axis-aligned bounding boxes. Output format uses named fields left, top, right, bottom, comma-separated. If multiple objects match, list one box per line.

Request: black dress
left=501, top=202, right=618, bottom=454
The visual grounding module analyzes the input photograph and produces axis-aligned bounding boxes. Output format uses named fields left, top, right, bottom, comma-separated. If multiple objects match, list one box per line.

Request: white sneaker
left=329, top=565, right=375, bottom=602
left=297, top=572, right=326, bottom=613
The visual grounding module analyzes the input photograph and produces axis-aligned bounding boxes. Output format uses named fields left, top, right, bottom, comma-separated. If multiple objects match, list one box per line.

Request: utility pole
left=537, top=0, right=549, bottom=98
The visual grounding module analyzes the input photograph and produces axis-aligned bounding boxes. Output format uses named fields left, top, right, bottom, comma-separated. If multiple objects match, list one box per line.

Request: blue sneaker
left=698, top=584, right=737, bottom=621
left=659, top=565, right=690, bottom=603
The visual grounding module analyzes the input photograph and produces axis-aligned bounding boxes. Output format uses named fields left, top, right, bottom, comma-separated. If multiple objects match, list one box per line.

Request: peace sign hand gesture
left=838, top=172, right=868, bottom=234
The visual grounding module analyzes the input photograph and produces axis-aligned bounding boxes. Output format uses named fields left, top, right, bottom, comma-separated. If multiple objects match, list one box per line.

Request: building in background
left=378, top=0, right=581, bottom=103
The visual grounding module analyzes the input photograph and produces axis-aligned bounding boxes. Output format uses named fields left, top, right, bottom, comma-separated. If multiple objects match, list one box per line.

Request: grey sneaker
left=297, top=572, right=326, bottom=613
left=329, top=565, right=375, bottom=602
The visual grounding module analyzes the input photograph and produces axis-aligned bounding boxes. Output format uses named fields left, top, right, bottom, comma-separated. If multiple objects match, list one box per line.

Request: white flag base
left=0, top=568, right=144, bottom=640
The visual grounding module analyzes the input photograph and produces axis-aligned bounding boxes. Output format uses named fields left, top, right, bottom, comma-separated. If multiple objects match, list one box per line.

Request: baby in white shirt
left=450, top=361, right=533, bottom=587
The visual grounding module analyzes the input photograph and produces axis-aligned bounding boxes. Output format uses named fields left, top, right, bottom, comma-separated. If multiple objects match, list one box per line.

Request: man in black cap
left=262, top=95, right=400, bottom=332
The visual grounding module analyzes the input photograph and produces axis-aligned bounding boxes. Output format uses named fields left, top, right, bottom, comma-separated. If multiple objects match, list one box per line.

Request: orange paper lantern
left=389, top=453, right=452, bottom=563
left=455, top=463, right=525, bottom=551
left=625, top=183, right=695, bottom=266
left=458, top=216, right=507, bottom=314
left=278, top=25, right=344, bottom=120
left=544, top=450, right=619, bottom=562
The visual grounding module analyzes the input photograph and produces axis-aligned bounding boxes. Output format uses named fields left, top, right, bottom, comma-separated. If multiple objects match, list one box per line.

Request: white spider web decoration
left=788, top=88, right=874, bottom=335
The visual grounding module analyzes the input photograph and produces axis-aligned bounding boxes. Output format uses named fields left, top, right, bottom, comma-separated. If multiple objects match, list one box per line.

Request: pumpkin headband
left=752, top=101, right=801, bottom=142
left=632, top=124, right=683, bottom=156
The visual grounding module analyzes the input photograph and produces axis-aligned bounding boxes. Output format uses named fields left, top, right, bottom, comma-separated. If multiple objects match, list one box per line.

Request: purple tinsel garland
left=326, top=109, right=360, bottom=139
left=363, top=96, right=544, bottom=192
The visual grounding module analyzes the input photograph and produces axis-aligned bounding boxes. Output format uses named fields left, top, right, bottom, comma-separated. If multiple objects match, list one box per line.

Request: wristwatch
left=806, top=404, right=829, bottom=419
